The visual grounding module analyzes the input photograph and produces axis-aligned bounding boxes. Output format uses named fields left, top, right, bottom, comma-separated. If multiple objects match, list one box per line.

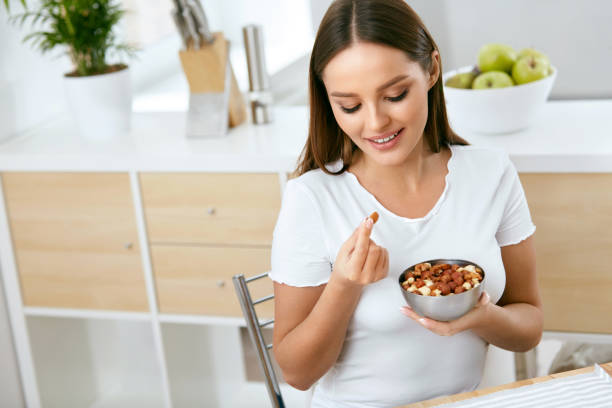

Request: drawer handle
left=124, top=242, right=133, bottom=250
left=216, top=280, right=225, bottom=288
left=207, top=207, right=216, bottom=215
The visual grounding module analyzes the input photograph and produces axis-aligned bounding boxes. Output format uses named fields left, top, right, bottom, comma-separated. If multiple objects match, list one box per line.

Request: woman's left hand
left=400, top=291, right=491, bottom=336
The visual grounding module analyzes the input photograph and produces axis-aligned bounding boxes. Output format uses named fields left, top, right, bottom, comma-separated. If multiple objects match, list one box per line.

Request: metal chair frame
left=233, top=272, right=285, bottom=408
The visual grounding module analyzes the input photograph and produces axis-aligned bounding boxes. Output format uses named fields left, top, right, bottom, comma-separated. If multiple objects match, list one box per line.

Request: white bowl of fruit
left=443, top=44, right=556, bottom=134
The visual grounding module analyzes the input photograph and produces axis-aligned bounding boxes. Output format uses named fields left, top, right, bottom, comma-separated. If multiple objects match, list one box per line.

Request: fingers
left=337, top=212, right=388, bottom=285
left=361, top=242, right=381, bottom=282
left=341, top=225, right=361, bottom=253
left=400, top=307, right=457, bottom=336
left=342, top=213, right=376, bottom=253
left=478, top=291, right=491, bottom=306
left=373, top=247, right=388, bottom=282
left=400, top=291, right=492, bottom=337
left=350, top=217, right=374, bottom=268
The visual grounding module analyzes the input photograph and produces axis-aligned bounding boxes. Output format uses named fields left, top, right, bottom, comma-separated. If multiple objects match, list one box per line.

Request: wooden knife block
left=179, top=32, right=246, bottom=128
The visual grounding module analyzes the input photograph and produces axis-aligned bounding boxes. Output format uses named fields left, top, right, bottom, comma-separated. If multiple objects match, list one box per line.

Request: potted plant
left=4, top=0, right=137, bottom=140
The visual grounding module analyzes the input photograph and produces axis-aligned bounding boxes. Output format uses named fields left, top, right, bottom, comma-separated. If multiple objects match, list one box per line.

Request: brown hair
left=294, top=0, right=468, bottom=177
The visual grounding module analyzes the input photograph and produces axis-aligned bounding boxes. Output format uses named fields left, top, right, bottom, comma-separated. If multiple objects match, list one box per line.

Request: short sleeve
left=495, top=155, right=536, bottom=247
left=269, top=179, right=332, bottom=287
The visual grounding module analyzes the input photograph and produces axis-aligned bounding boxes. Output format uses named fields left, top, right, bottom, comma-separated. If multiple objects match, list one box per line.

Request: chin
left=365, top=140, right=422, bottom=167
left=369, top=150, right=411, bottom=167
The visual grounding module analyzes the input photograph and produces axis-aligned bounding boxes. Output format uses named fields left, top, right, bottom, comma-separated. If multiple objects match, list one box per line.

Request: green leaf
left=6, top=0, right=139, bottom=75
left=3, top=0, right=27, bottom=12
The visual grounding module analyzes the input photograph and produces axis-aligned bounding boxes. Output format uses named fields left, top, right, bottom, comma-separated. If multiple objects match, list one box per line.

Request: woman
left=269, top=0, right=543, bottom=406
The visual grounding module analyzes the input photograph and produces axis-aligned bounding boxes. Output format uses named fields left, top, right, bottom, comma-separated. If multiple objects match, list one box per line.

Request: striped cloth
left=440, top=364, right=612, bottom=408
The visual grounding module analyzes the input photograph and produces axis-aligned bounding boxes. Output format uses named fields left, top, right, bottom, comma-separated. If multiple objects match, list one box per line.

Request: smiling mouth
left=371, top=129, right=402, bottom=144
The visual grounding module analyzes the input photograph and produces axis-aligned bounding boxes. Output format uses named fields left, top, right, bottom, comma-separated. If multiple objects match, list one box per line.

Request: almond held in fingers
left=369, top=211, right=379, bottom=224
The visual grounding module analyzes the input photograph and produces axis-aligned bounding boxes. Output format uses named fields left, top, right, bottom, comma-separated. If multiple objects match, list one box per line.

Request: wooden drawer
left=140, top=173, right=281, bottom=246
left=521, top=173, right=612, bottom=334
left=2, top=172, right=148, bottom=311
left=151, top=244, right=274, bottom=318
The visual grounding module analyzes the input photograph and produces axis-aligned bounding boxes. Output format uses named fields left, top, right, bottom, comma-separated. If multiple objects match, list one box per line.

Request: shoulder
left=287, top=159, right=346, bottom=198
left=450, top=144, right=511, bottom=175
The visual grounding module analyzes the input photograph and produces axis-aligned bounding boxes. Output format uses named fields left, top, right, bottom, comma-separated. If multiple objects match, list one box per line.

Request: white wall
left=0, top=0, right=315, bottom=140
left=311, top=0, right=612, bottom=99
left=0, top=3, right=71, bottom=141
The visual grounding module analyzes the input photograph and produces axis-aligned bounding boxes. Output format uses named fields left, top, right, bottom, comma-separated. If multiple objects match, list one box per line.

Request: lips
left=366, top=128, right=403, bottom=151
left=366, top=128, right=402, bottom=141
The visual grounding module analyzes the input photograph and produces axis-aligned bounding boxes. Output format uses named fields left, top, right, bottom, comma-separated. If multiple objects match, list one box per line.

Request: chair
left=233, top=272, right=285, bottom=408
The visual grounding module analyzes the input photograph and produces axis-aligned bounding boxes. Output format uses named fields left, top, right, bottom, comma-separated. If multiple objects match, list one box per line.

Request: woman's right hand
left=332, top=216, right=389, bottom=287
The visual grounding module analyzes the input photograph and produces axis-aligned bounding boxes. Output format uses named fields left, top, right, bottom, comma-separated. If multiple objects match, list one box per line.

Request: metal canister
left=242, top=24, right=273, bottom=124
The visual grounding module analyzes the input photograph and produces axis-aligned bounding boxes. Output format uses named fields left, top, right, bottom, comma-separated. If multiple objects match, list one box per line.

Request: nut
left=402, top=262, right=483, bottom=297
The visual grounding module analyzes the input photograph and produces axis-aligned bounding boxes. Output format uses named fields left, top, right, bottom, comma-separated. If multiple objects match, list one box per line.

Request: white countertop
left=1, top=100, right=611, bottom=173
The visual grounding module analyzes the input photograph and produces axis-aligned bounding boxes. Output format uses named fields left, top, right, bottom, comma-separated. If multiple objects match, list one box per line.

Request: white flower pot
left=63, top=66, right=132, bottom=141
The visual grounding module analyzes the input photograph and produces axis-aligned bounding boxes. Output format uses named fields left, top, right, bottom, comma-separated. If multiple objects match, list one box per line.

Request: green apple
left=445, top=71, right=477, bottom=89
left=477, top=43, right=517, bottom=73
left=512, top=55, right=549, bottom=85
left=517, top=48, right=551, bottom=70
left=472, top=71, right=515, bottom=89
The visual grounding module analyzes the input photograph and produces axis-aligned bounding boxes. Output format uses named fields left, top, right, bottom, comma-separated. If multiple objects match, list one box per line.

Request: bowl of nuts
left=398, top=259, right=485, bottom=322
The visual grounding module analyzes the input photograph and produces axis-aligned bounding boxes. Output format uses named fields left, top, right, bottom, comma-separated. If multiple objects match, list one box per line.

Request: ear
left=427, top=50, right=441, bottom=90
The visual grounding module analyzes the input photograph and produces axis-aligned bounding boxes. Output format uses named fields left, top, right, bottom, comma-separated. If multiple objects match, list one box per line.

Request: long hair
left=294, top=0, right=468, bottom=177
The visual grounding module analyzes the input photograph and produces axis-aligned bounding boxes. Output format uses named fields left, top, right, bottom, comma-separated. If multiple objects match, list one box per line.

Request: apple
left=477, top=43, right=517, bottom=73
left=517, top=48, right=551, bottom=70
left=512, top=55, right=549, bottom=85
left=472, top=71, right=514, bottom=89
left=445, top=71, right=477, bottom=89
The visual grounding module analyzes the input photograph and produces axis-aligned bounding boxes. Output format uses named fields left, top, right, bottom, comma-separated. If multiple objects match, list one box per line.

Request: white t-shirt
left=269, top=144, right=536, bottom=407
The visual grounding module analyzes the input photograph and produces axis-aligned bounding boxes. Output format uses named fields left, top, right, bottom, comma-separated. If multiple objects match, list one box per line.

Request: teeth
left=373, top=130, right=399, bottom=144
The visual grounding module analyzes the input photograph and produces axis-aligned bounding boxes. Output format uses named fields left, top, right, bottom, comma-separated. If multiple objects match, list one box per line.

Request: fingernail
left=419, top=318, right=428, bottom=327
left=366, top=217, right=373, bottom=227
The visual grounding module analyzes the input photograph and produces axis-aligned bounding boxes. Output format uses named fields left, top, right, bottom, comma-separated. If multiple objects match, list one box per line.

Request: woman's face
left=322, top=42, right=439, bottom=167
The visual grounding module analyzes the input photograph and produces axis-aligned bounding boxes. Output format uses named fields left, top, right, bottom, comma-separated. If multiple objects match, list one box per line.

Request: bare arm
left=472, top=235, right=543, bottom=351
left=273, top=216, right=389, bottom=390
left=401, top=235, right=543, bottom=352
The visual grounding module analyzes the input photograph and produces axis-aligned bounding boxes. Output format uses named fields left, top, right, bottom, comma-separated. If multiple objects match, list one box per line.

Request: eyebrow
left=330, top=74, right=409, bottom=97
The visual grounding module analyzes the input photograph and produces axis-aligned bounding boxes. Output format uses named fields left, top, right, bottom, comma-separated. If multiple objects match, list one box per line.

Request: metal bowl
left=398, top=259, right=486, bottom=322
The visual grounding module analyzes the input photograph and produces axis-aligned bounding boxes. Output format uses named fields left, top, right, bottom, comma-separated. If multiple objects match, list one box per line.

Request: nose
left=365, top=102, right=391, bottom=134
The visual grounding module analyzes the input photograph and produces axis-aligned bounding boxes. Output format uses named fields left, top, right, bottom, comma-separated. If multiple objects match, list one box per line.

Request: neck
left=350, top=138, right=441, bottom=194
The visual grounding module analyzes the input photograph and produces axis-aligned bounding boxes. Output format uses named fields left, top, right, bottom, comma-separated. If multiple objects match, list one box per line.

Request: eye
left=386, top=89, right=408, bottom=102
left=341, top=104, right=361, bottom=114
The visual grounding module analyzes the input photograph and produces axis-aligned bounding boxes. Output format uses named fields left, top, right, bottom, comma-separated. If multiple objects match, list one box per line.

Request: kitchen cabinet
left=2, top=172, right=148, bottom=311
left=1, top=103, right=611, bottom=408
left=150, top=244, right=274, bottom=317
left=139, top=173, right=281, bottom=246
left=520, top=173, right=612, bottom=334
left=139, top=172, right=278, bottom=317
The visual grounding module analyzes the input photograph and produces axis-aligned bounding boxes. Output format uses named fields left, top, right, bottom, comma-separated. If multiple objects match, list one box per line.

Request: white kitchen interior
left=1, top=0, right=612, bottom=407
